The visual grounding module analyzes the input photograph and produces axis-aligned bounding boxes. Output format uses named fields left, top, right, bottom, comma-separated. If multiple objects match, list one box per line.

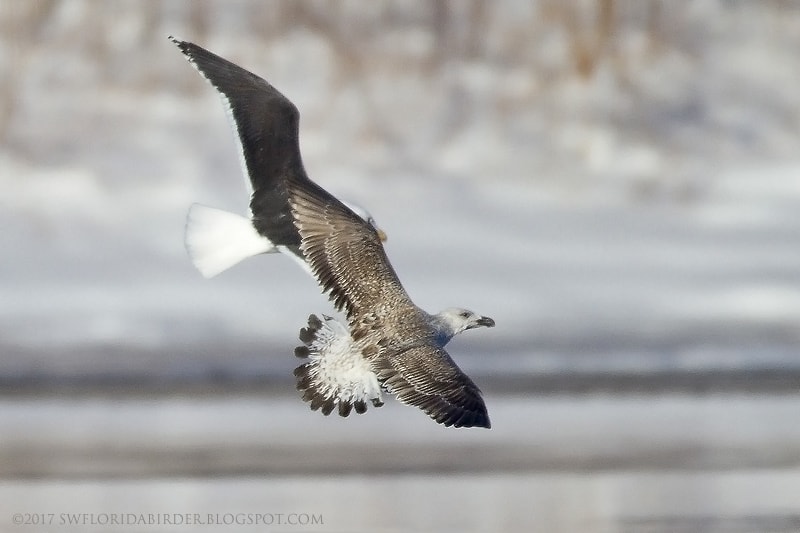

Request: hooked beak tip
left=477, top=316, right=495, bottom=328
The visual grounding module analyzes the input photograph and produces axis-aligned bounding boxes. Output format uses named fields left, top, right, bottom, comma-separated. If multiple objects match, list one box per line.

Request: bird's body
left=171, top=36, right=494, bottom=428
left=295, top=308, right=494, bottom=427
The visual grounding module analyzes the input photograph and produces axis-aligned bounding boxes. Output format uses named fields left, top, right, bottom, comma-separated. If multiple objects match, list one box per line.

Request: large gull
left=171, top=37, right=494, bottom=428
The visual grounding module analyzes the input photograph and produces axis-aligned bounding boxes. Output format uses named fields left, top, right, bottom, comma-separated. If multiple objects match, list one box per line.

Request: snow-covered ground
left=4, top=160, right=800, bottom=383
left=0, top=0, right=798, bottom=402
left=3, top=109, right=799, bottom=383
left=2, top=3, right=799, bottom=385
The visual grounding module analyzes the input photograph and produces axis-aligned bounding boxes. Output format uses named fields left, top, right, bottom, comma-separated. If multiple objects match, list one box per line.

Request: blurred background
left=1, top=1, right=799, bottom=532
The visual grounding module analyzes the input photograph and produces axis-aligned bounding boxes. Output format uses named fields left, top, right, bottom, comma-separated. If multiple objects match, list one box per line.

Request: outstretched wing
left=170, top=36, right=305, bottom=246
left=374, top=345, right=490, bottom=428
left=290, top=181, right=414, bottom=324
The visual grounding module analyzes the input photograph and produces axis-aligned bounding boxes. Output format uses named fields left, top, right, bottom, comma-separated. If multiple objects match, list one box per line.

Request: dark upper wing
left=170, top=36, right=304, bottom=246
left=374, top=345, right=490, bottom=429
left=290, top=181, right=414, bottom=324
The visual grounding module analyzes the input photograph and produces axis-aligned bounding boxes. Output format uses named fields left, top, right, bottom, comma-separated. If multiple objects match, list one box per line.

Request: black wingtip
left=454, top=411, right=491, bottom=429
left=168, top=36, right=202, bottom=63
left=432, top=403, right=491, bottom=429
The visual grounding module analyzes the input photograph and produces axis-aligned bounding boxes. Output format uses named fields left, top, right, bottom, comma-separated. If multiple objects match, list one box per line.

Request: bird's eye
left=459, top=311, right=471, bottom=318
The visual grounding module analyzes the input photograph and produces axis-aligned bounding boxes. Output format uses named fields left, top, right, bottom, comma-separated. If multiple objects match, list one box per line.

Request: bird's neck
left=428, top=313, right=458, bottom=347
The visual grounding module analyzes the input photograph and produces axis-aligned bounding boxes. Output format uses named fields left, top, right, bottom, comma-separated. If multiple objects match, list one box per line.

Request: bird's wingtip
left=168, top=35, right=186, bottom=49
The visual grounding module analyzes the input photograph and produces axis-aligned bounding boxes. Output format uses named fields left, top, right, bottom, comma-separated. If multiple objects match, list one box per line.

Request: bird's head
left=435, top=307, right=495, bottom=341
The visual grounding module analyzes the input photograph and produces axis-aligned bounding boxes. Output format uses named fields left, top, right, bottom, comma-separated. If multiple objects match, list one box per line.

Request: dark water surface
left=1, top=391, right=799, bottom=532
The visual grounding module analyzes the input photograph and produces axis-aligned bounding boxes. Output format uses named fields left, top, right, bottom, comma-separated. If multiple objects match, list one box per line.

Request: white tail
left=184, top=204, right=275, bottom=278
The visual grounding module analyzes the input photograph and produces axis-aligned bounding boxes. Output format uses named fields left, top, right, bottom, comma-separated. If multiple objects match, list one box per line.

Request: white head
left=342, top=200, right=387, bottom=242
left=432, top=307, right=495, bottom=345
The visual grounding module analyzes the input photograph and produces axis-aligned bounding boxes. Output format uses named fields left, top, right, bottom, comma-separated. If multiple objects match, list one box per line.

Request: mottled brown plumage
left=171, top=36, right=493, bottom=428
left=291, top=180, right=492, bottom=429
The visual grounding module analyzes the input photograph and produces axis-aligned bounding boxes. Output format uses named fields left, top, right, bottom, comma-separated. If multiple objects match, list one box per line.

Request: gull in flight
left=171, top=37, right=494, bottom=428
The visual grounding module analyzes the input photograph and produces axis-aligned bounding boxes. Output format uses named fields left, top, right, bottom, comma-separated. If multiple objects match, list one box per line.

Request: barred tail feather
left=293, top=314, right=383, bottom=418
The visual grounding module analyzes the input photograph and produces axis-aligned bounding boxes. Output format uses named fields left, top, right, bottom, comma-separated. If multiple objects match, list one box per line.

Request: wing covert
left=373, top=345, right=490, bottom=428
left=290, top=183, right=413, bottom=323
